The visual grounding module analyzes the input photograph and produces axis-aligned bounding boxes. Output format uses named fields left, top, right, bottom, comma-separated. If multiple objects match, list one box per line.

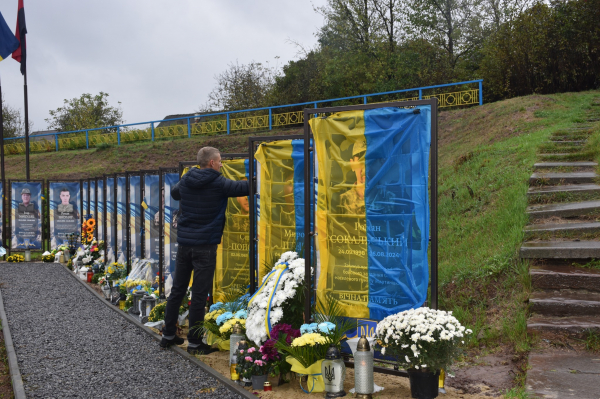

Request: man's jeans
left=163, top=244, right=217, bottom=346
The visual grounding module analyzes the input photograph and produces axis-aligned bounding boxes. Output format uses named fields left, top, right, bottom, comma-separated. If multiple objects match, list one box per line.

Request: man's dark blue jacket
left=171, top=167, right=249, bottom=246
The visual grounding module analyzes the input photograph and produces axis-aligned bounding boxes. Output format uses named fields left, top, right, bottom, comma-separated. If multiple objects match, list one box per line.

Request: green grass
left=504, top=387, right=532, bottom=399
left=438, top=90, right=600, bottom=355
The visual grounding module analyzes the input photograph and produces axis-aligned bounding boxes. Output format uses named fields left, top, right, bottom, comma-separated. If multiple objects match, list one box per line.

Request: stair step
left=533, top=161, right=597, bottom=169
left=538, top=153, right=590, bottom=160
left=547, top=140, right=586, bottom=145
left=530, top=290, right=600, bottom=316
left=530, top=264, right=600, bottom=292
left=520, top=240, right=600, bottom=258
left=525, top=221, right=600, bottom=234
left=527, top=200, right=600, bottom=219
left=527, top=184, right=600, bottom=196
left=530, top=172, right=597, bottom=185
left=527, top=315, right=600, bottom=334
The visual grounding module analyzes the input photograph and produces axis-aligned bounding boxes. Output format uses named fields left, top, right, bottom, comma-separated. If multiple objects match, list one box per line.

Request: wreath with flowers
left=246, top=251, right=311, bottom=345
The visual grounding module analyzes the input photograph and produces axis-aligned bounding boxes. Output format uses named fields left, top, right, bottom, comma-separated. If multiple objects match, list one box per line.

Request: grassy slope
left=4, top=90, right=599, bottom=364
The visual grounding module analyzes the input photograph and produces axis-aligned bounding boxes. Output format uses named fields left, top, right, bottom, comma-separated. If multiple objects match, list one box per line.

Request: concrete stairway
left=522, top=113, right=600, bottom=337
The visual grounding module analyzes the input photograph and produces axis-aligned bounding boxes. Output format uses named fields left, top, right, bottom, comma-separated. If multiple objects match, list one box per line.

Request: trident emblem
left=324, top=364, right=335, bottom=382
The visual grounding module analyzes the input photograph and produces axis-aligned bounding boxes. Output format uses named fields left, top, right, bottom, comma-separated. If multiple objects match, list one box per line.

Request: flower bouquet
left=106, top=262, right=126, bottom=282
left=376, top=307, right=472, bottom=399
left=6, top=254, right=24, bottom=263
left=236, top=346, right=272, bottom=390
left=197, top=293, right=250, bottom=349
left=81, top=218, right=96, bottom=245
left=259, top=323, right=300, bottom=382
left=246, top=251, right=310, bottom=345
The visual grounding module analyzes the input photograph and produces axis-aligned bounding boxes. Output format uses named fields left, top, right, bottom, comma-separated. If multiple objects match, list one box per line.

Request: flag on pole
left=12, top=0, right=27, bottom=75
left=0, top=11, right=19, bottom=61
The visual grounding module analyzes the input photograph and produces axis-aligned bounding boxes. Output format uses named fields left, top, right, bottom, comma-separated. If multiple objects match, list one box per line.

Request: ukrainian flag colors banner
left=129, top=176, right=142, bottom=259
left=82, top=180, right=88, bottom=218
left=116, top=176, right=127, bottom=262
left=164, top=173, right=180, bottom=278
left=255, top=140, right=312, bottom=280
left=144, top=174, right=160, bottom=260
left=97, top=179, right=104, bottom=242
left=0, top=182, right=3, bottom=243
left=214, top=159, right=250, bottom=302
left=106, top=177, right=115, bottom=263
left=90, top=180, right=96, bottom=220
left=11, top=182, right=43, bottom=250
left=309, top=106, right=431, bottom=320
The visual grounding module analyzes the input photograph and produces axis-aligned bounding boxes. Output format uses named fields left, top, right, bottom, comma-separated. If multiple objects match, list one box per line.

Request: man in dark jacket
left=160, top=146, right=249, bottom=354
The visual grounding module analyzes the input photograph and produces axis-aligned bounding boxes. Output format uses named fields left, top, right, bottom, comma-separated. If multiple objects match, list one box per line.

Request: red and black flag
left=12, top=0, right=27, bottom=75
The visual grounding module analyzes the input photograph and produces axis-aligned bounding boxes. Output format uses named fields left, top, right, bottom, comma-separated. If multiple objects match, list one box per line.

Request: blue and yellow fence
left=3, top=80, right=483, bottom=155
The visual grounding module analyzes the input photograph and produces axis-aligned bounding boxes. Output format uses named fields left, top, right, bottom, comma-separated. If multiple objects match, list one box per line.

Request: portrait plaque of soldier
left=50, top=182, right=81, bottom=248
left=11, top=182, right=43, bottom=250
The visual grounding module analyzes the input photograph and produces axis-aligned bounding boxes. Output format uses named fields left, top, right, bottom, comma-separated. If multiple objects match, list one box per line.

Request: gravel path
left=0, top=262, right=241, bottom=399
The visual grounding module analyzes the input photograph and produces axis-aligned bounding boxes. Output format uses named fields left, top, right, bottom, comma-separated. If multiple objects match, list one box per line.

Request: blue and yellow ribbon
left=248, top=262, right=289, bottom=338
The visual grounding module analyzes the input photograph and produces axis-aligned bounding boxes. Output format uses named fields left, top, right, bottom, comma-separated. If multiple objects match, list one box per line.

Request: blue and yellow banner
left=0, top=12, right=18, bottom=62
left=116, top=176, right=127, bottom=262
left=11, top=182, right=42, bottom=250
left=106, top=177, right=115, bottom=263
left=144, top=174, right=160, bottom=260
left=129, top=176, right=142, bottom=259
left=97, top=179, right=104, bottom=242
left=89, top=180, right=96, bottom=221
left=255, top=140, right=312, bottom=280
left=164, top=173, right=180, bottom=278
left=0, top=182, right=3, bottom=243
left=309, top=106, right=431, bottom=320
left=82, top=180, right=88, bottom=219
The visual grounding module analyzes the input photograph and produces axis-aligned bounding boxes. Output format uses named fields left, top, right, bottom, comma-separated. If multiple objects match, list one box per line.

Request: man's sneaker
left=187, top=343, right=218, bottom=355
left=159, top=336, right=185, bottom=348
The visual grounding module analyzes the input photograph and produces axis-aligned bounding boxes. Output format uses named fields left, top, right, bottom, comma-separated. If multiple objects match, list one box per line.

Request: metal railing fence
left=3, top=80, right=482, bottom=155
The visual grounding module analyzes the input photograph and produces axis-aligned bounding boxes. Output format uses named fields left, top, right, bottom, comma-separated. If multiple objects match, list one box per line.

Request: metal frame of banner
left=47, top=179, right=83, bottom=251
left=247, top=135, right=304, bottom=294
left=7, top=180, right=45, bottom=254
left=178, top=161, right=195, bottom=178
left=159, top=167, right=178, bottom=300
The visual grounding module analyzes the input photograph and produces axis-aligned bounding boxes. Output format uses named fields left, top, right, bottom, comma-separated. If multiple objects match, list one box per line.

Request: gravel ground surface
left=0, top=262, right=242, bottom=399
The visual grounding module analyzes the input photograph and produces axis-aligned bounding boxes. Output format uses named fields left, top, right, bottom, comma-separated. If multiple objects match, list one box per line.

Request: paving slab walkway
left=525, top=348, right=600, bottom=399
left=0, top=262, right=241, bottom=399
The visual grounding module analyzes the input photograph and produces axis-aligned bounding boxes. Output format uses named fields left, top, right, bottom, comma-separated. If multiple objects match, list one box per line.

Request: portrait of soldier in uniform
left=340, top=140, right=366, bottom=215
left=13, top=186, right=42, bottom=249
left=57, top=188, right=80, bottom=220
left=51, top=185, right=80, bottom=248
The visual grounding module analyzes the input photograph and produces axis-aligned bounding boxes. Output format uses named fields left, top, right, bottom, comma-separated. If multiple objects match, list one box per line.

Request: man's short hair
left=197, top=146, right=220, bottom=167
left=60, top=187, right=70, bottom=193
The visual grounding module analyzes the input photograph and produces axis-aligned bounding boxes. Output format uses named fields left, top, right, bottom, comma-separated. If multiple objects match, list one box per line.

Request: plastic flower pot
left=251, top=375, right=268, bottom=390
left=408, top=369, right=440, bottom=399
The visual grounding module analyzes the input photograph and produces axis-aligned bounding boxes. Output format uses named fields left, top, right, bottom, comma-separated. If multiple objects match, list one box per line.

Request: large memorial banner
left=309, top=107, right=431, bottom=320
left=90, top=180, right=96, bottom=221
left=82, top=180, right=88, bottom=219
left=144, top=174, right=160, bottom=260
left=255, top=140, right=311, bottom=280
left=215, top=160, right=249, bottom=302
left=129, top=175, right=142, bottom=260
left=97, top=179, right=104, bottom=242
left=49, top=182, right=81, bottom=248
left=164, top=173, right=179, bottom=277
left=11, top=182, right=43, bottom=250
left=116, top=176, right=127, bottom=262
left=105, top=177, right=116, bottom=263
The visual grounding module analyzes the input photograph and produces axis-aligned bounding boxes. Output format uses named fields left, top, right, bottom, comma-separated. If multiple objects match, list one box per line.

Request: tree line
left=201, top=0, right=600, bottom=112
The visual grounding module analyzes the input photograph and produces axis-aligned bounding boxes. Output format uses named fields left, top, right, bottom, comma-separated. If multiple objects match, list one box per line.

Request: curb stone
left=59, top=263, right=254, bottom=399
left=0, top=282, right=27, bottom=399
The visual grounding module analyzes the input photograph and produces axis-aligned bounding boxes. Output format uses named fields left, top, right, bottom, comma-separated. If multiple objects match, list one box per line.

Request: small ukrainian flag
left=0, top=11, right=19, bottom=62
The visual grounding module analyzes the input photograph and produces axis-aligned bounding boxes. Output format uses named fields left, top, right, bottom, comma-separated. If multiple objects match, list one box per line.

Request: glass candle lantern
left=322, top=345, right=346, bottom=398
left=140, top=295, right=156, bottom=323
left=101, top=283, right=111, bottom=300
left=229, top=323, right=244, bottom=366
left=263, top=382, right=272, bottom=391
left=130, top=290, right=146, bottom=315
left=354, top=336, right=374, bottom=399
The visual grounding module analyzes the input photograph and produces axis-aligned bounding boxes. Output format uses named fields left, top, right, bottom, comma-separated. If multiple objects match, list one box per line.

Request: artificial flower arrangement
left=41, top=254, right=55, bottom=262
left=81, top=218, right=96, bottom=245
left=195, top=293, right=250, bottom=349
left=78, top=237, right=105, bottom=268
left=375, top=307, right=472, bottom=373
left=246, top=251, right=309, bottom=345
left=146, top=287, right=190, bottom=321
left=6, top=254, right=24, bottom=263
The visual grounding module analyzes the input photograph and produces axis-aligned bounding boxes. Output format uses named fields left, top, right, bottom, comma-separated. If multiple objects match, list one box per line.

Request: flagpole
left=0, top=74, right=5, bottom=185
left=23, top=70, right=29, bottom=180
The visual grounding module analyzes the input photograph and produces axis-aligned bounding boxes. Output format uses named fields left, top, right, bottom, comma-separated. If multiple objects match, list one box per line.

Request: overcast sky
left=0, top=0, right=326, bottom=132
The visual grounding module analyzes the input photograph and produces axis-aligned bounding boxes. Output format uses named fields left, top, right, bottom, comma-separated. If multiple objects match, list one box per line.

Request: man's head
left=60, top=188, right=71, bottom=205
left=197, top=146, right=222, bottom=171
left=21, top=188, right=31, bottom=205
